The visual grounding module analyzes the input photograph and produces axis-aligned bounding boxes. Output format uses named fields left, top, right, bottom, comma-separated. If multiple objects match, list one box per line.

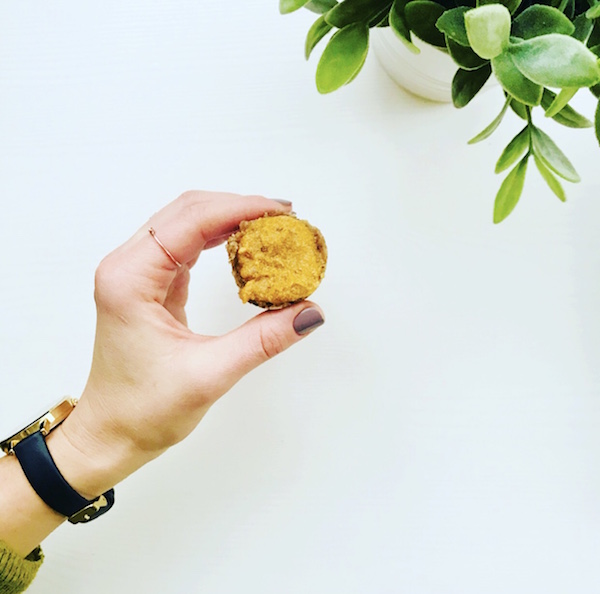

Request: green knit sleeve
left=0, top=541, right=43, bottom=594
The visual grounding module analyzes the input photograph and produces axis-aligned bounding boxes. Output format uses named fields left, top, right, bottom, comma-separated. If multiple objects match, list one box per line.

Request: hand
left=46, top=191, right=325, bottom=500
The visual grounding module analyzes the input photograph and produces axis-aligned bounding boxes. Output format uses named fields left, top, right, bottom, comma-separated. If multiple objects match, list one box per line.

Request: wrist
left=44, top=405, right=146, bottom=501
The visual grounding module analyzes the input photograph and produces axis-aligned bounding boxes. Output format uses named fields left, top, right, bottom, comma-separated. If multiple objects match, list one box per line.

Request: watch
left=0, top=398, right=115, bottom=524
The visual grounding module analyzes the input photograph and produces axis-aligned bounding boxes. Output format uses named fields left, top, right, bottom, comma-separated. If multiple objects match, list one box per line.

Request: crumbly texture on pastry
left=227, top=214, right=327, bottom=309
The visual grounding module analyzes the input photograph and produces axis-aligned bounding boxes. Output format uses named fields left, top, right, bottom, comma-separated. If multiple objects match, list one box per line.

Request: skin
left=0, top=191, right=325, bottom=557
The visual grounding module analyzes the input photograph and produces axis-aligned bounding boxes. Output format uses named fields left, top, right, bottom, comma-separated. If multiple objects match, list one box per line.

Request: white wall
left=1, top=2, right=600, bottom=592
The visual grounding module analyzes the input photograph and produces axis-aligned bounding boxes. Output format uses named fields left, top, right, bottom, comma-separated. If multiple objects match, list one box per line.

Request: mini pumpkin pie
left=227, top=213, right=327, bottom=309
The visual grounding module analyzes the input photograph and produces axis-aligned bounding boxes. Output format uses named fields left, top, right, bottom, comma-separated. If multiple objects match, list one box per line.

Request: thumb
left=213, top=302, right=325, bottom=382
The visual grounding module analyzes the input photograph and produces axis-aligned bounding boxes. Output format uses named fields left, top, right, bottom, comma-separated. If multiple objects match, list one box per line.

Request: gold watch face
left=0, top=397, right=77, bottom=456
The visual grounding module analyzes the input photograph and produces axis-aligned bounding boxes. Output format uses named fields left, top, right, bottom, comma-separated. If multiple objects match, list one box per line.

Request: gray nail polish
left=293, top=307, right=325, bottom=336
left=273, top=199, right=292, bottom=206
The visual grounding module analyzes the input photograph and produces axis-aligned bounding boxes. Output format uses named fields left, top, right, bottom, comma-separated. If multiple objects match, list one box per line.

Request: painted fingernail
left=293, top=307, right=325, bottom=336
left=273, top=199, right=292, bottom=206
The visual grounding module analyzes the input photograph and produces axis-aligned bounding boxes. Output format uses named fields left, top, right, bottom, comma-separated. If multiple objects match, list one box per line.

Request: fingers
left=97, top=191, right=292, bottom=306
left=203, top=233, right=233, bottom=251
left=144, top=191, right=292, bottom=268
left=163, top=266, right=191, bottom=324
left=210, top=302, right=325, bottom=387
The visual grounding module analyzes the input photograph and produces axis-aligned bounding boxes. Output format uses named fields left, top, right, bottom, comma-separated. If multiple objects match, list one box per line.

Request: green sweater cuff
left=0, top=541, right=44, bottom=594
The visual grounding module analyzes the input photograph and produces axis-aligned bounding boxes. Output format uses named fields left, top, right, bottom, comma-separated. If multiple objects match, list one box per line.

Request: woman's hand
left=46, top=191, right=325, bottom=500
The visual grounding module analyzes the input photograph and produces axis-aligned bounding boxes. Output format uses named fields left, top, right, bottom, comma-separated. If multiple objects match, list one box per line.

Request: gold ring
left=148, top=227, right=182, bottom=268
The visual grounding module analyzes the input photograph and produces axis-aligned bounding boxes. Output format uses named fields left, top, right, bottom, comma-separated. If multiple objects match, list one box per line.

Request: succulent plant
left=281, top=0, right=600, bottom=223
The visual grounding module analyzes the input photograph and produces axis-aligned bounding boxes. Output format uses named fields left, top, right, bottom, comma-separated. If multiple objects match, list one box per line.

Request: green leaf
left=534, top=155, right=566, bottom=201
left=494, top=157, right=528, bottom=223
left=325, top=0, right=392, bottom=27
left=452, top=64, right=492, bottom=107
left=544, top=87, right=578, bottom=118
left=468, top=96, right=511, bottom=143
left=465, top=4, right=511, bottom=60
left=492, top=51, right=543, bottom=106
left=589, top=20, right=600, bottom=47
left=478, top=0, right=521, bottom=14
left=306, top=15, right=333, bottom=59
left=586, top=4, right=600, bottom=18
left=436, top=7, right=471, bottom=46
left=591, top=83, right=600, bottom=98
left=572, top=14, right=594, bottom=43
left=562, top=0, right=576, bottom=20
left=540, top=89, right=592, bottom=127
left=512, top=6, right=575, bottom=40
left=405, top=1, right=447, bottom=48
left=509, top=0, right=522, bottom=13
left=510, top=97, right=528, bottom=119
left=280, top=0, right=311, bottom=14
left=305, top=0, right=338, bottom=13
left=390, top=0, right=419, bottom=52
left=531, top=126, right=580, bottom=182
left=590, top=44, right=600, bottom=57
left=369, top=5, right=392, bottom=26
left=508, top=34, right=600, bottom=88
left=596, top=99, right=600, bottom=144
left=315, top=23, right=369, bottom=93
left=446, top=36, right=489, bottom=70
left=495, top=126, right=530, bottom=173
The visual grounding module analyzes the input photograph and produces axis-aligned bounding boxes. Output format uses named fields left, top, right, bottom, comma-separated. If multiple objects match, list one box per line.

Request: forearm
left=0, top=451, right=64, bottom=557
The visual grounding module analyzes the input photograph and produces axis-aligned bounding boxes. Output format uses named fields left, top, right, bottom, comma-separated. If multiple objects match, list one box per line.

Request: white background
left=2, top=1, right=600, bottom=592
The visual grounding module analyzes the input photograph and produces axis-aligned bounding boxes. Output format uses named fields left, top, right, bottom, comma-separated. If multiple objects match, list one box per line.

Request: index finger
left=151, top=191, right=292, bottom=263
left=109, top=191, right=292, bottom=298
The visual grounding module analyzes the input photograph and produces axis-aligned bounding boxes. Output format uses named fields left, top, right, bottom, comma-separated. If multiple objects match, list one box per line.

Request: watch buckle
left=68, top=495, right=109, bottom=524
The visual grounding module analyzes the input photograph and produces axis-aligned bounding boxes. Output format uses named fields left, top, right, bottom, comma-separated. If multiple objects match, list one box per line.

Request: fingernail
left=273, top=199, right=292, bottom=206
left=293, top=307, right=325, bottom=336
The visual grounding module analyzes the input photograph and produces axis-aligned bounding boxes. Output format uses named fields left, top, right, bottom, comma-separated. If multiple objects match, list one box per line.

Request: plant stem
left=526, top=106, right=534, bottom=154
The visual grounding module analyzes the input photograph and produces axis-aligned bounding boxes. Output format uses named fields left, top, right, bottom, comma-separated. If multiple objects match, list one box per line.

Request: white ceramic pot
left=371, top=27, right=456, bottom=103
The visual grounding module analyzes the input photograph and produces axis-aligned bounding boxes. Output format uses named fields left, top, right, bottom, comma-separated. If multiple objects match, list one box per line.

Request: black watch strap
left=13, top=431, right=115, bottom=524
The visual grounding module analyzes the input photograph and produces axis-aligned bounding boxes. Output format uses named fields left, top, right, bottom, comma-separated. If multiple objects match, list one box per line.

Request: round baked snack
left=227, top=213, right=327, bottom=309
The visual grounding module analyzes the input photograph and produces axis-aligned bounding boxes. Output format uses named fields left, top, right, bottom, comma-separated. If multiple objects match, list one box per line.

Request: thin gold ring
left=148, top=227, right=182, bottom=268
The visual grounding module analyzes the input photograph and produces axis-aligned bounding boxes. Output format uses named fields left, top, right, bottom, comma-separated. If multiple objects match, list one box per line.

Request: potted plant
left=280, top=0, right=600, bottom=223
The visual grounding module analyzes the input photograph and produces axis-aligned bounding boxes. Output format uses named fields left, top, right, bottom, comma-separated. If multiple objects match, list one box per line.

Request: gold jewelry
left=0, top=398, right=78, bottom=456
left=148, top=227, right=182, bottom=268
